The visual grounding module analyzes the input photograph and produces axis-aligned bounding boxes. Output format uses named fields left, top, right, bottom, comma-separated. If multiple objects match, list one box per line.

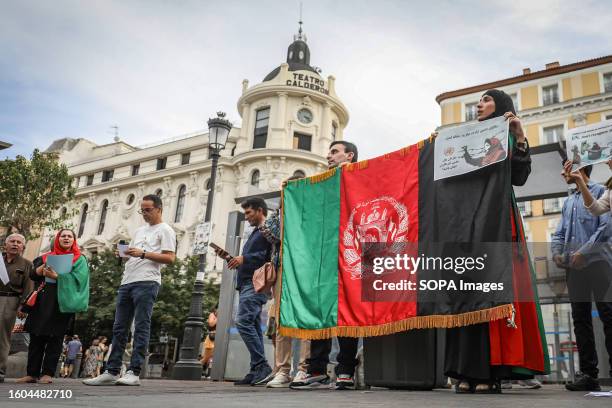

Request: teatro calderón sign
left=286, top=72, right=329, bottom=95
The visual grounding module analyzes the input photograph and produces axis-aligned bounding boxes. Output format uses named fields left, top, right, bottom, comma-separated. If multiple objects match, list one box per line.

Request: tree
left=0, top=149, right=76, bottom=239
left=74, top=250, right=221, bottom=346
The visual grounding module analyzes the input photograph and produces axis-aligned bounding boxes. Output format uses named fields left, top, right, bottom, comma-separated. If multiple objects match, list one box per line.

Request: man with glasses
left=84, top=194, right=176, bottom=386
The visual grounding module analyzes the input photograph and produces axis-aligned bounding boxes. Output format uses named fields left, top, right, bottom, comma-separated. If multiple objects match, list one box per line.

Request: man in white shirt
left=84, top=194, right=176, bottom=386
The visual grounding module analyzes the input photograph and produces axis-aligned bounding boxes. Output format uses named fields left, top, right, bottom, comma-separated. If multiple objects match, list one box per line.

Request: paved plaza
left=1, top=378, right=611, bottom=408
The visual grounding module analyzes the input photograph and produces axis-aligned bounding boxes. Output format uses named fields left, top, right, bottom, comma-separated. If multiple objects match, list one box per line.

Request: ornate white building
left=39, top=27, right=349, bottom=280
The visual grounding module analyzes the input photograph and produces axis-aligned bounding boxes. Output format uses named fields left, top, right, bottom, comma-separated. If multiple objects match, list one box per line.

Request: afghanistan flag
left=278, top=137, right=548, bottom=374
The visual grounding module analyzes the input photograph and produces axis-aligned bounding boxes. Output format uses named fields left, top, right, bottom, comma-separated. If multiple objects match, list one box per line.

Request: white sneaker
left=83, top=371, right=119, bottom=386
left=293, top=370, right=308, bottom=382
left=116, top=370, right=141, bottom=386
left=267, top=372, right=291, bottom=388
left=518, top=379, right=541, bottom=389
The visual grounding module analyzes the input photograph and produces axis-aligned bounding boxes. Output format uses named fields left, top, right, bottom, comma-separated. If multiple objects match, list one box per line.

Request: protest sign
left=434, top=116, right=509, bottom=181
left=45, top=253, right=73, bottom=283
left=566, top=119, right=612, bottom=170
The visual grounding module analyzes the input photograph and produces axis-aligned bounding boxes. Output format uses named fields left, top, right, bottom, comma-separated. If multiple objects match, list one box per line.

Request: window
left=543, top=125, right=564, bottom=144
left=293, top=170, right=306, bottom=178
left=253, top=108, right=270, bottom=149
left=126, top=194, right=135, bottom=205
left=251, top=170, right=260, bottom=187
left=543, top=197, right=564, bottom=214
left=74, top=177, right=80, bottom=188
left=86, top=174, right=94, bottom=186
left=509, top=93, right=519, bottom=111
left=465, top=102, right=478, bottom=121
left=542, top=84, right=559, bottom=106
left=132, top=164, right=140, bottom=176
left=174, top=185, right=187, bottom=223
left=181, top=152, right=191, bottom=165
left=517, top=201, right=532, bottom=217
left=101, top=169, right=114, bottom=182
left=607, top=114, right=612, bottom=121
left=157, top=157, right=167, bottom=170
left=155, top=189, right=163, bottom=197
left=78, top=204, right=88, bottom=238
left=293, top=132, right=312, bottom=151
left=604, top=73, right=612, bottom=93
left=98, top=200, right=108, bottom=235
left=332, top=122, right=337, bottom=141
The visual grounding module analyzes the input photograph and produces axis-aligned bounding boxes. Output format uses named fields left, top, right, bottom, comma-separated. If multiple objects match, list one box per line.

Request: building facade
left=436, top=55, right=612, bottom=380
left=39, top=28, right=349, bottom=281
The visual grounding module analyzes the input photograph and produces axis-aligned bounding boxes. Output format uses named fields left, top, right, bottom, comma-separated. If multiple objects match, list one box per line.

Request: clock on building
left=297, top=108, right=313, bottom=124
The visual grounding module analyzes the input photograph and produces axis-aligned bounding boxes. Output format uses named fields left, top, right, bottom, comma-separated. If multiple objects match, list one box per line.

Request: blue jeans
left=235, top=282, right=269, bottom=373
left=106, top=281, right=160, bottom=376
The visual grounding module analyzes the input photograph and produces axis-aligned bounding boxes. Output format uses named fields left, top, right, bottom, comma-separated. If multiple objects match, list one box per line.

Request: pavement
left=1, top=378, right=611, bottom=408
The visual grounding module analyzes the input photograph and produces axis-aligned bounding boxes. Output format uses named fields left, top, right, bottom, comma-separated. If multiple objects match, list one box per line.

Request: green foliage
left=74, top=250, right=220, bottom=344
left=0, top=149, right=76, bottom=239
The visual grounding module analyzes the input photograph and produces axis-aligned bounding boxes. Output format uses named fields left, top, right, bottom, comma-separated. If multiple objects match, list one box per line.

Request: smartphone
left=210, top=242, right=233, bottom=261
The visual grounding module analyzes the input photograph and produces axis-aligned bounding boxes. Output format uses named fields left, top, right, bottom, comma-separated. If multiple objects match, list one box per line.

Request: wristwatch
left=140, top=250, right=146, bottom=259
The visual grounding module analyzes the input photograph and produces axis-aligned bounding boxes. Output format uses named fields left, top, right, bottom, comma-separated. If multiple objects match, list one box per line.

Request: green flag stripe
left=280, top=170, right=340, bottom=329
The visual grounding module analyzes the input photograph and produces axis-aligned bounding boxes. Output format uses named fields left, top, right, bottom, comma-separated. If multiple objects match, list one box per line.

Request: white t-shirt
left=121, top=222, right=176, bottom=286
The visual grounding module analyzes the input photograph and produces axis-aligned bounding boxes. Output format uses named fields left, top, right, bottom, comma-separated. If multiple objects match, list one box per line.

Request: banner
left=434, top=116, right=509, bottom=181
left=280, top=140, right=516, bottom=339
left=566, top=119, right=612, bottom=170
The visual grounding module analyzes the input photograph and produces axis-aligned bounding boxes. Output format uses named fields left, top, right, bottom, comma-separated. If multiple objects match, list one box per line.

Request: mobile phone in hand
left=210, top=242, right=233, bottom=261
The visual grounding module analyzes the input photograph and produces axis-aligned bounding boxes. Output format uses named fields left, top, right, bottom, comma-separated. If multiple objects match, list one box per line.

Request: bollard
left=71, top=352, right=82, bottom=379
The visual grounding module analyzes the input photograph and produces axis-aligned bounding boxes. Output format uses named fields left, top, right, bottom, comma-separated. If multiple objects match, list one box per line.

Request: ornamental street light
left=172, top=112, right=231, bottom=380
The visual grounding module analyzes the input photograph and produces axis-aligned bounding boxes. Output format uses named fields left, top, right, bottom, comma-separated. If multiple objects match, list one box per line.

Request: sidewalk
left=1, top=378, right=610, bottom=408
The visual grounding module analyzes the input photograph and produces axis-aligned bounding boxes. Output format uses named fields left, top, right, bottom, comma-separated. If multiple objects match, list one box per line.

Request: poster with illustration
left=566, top=119, right=612, bottom=170
left=434, top=116, right=509, bottom=181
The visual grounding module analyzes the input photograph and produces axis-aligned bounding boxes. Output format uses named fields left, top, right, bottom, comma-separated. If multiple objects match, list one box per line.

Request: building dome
left=263, top=23, right=319, bottom=81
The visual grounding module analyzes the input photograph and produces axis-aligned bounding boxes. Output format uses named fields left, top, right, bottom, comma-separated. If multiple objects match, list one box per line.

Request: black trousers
left=567, top=261, right=612, bottom=378
left=307, top=337, right=360, bottom=376
left=27, top=334, right=64, bottom=378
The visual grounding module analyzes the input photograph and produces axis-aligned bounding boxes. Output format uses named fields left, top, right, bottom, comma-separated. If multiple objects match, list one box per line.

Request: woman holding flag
left=16, top=229, right=90, bottom=384
left=445, top=89, right=549, bottom=394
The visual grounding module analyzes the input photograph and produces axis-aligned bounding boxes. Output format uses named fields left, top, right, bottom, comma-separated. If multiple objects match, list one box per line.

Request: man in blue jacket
left=224, top=197, right=272, bottom=385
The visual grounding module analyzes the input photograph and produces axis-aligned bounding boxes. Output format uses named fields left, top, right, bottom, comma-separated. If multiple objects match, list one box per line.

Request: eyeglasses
left=137, top=208, right=156, bottom=214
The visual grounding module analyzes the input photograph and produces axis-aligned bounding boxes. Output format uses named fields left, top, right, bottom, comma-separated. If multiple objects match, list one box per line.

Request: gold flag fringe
left=343, top=160, right=369, bottom=172
left=278, top=303, right=514, bottom=340
left=308, top=167, right=337, bottom=184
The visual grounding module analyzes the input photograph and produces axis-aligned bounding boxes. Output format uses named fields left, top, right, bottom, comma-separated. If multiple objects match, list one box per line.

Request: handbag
left=252, top=262, right=276, bottom=294
left=20, top=282, right=45, bottom=313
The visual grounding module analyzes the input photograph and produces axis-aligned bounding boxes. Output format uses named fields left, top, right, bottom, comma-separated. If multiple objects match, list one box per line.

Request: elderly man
left=0, top=233, right=33, bottom=383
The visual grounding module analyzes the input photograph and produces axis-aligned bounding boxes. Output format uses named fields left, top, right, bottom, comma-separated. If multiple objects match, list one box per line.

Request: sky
left=1, top=0, right=611, bottom=160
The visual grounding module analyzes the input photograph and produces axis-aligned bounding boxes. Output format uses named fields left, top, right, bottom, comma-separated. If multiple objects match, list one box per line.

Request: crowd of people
left=214, top=89, right=612, bottom=394
left=0, top=88, right=611, bottom=394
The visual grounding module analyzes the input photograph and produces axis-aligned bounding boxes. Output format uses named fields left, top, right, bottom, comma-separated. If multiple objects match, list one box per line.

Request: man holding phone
left=552, top=163, right=612, bottom=391
left=84, top=194, right=176, bottom=386
left=214, top=197, right=272, bottom=386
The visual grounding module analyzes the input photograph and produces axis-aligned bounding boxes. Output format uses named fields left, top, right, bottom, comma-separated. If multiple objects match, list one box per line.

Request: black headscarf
left=481, top=89, right=516, bottom=119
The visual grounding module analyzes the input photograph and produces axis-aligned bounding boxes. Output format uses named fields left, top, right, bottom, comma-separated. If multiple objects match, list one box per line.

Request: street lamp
left=172, top=112, right=231, bottom=380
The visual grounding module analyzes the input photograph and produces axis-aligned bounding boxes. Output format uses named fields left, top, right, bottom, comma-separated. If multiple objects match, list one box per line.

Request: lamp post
left=172, top=112, right=231, bottom=380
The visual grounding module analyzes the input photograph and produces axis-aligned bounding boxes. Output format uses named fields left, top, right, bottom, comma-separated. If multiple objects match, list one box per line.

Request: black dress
left=24, top=257, right=74, bottom=337
left=443, top=143, right=531, bottom=382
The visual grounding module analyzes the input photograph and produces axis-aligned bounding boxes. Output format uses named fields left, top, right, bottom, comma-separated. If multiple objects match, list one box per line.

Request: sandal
left=474, top=381, right=501, bottom=394
left=455, top=381, right=473, bottom=394
left=38, top=375, right=53, bottom=384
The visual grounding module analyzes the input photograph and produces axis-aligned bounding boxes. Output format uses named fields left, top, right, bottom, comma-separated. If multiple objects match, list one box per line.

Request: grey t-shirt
left=67, top=340, right=81, bottom=359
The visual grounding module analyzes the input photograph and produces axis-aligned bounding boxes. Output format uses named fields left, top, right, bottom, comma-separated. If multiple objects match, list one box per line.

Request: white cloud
left=1, top=0, right=610, bottom=160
